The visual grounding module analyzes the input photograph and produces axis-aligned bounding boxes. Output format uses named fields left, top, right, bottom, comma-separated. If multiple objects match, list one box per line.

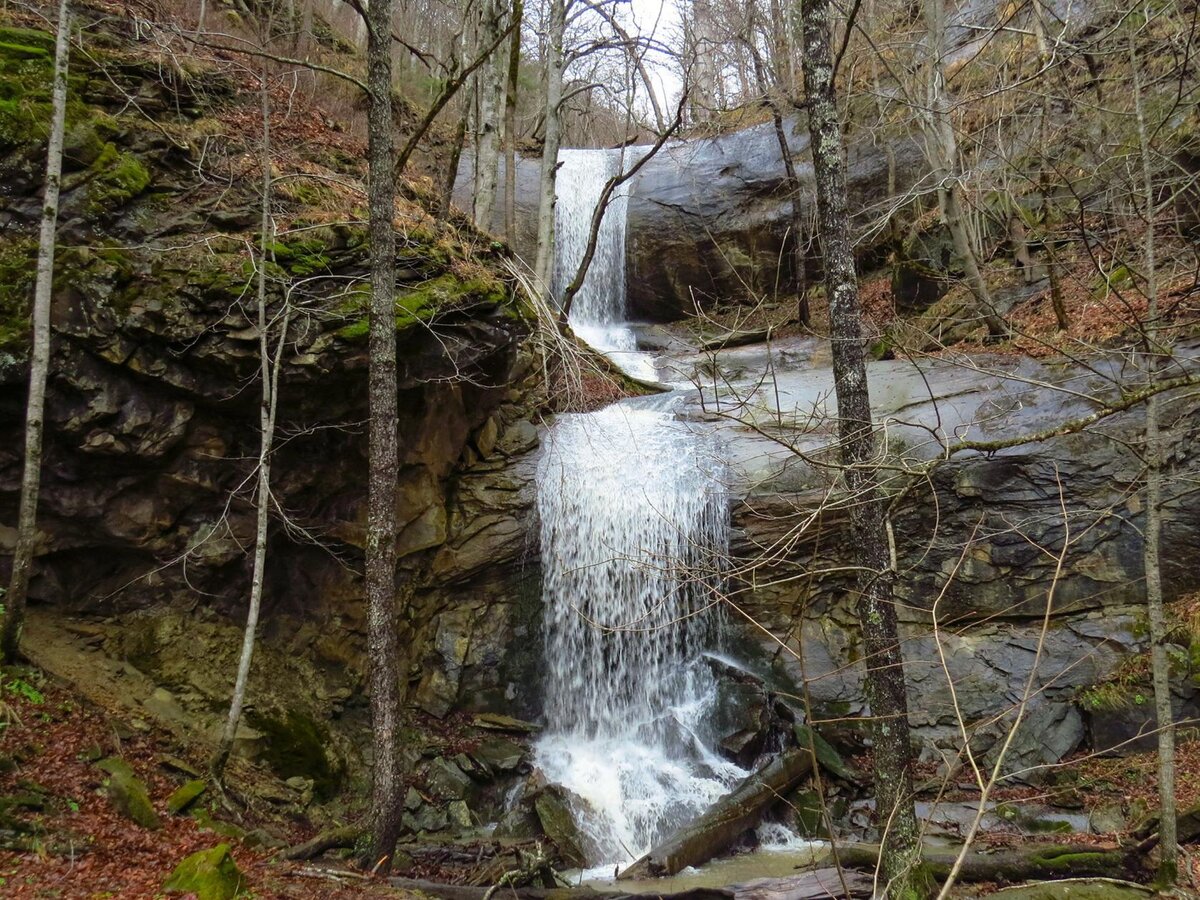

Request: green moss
left=267, top=236, right=332, bottom=277
left=0, top=236, right=36, bottom=356
left=247, top=709, right=343, bottom=800
left=163, top=844, right=246, bottom=899
left=85, top=143, right=151, bottom=214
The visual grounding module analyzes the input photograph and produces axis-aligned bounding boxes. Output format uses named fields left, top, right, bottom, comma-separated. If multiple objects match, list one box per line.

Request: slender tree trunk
left=503, top=0, right=523, bottom=242
left=440, top=105, right=470, bottom=222
left=922, top=0, right=1008, bottom=340
left=749, top=41, right=810, bottom=328
left=365, top=0, right=403, bottom=872
left=1033, top=0, right=1068, bottom=331
left=798, top=0, right=925, bottom=896
left=1, top=0, right=71, bottom=665
left=1132, top=16, right=1176, bottom=885
left=473, top=0, right=504, bottom=230
left=212, top=58, right=288, bottom=780
left=533, top=0, right=565, bottom=298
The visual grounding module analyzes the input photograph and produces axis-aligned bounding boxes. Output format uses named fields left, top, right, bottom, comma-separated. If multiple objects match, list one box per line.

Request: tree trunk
left=1033, top=0, right=1068, bottom=331
left=1, top=0, right=71, bottom=665
left=533, top=0, right=566, bottom=299
left=922, top=0, right=1008, bottom=340
left=440, top=105, right=469, bottom=223
left=212, top=59, right=288, bottom=779
left=832, top=843, right=1136, bottom=883
left=365, top=0, right=403, bottom=872
left=618, top=749, right=814, bottom=879
left=797, top=0, right=925, bottom=897
left=1131, top=15, right=1176, bottom=885
left=473, top=0, right=504, bottom=230
left=503, top=0, right=523, bottom=242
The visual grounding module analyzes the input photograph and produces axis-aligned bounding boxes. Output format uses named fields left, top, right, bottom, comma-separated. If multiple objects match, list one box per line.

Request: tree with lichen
left=1, top=0, right=71, bottom=665
left=797, top=0, right=926, bottom=895
left=363, top=0, right=405, bottom=873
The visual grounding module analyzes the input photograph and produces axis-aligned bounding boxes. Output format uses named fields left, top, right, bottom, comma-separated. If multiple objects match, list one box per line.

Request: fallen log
left=826, top=842, right=1139, bottom=884
left=617, top=748, right=813, bottom=880
left=279, top=825, right=361, bottom=861
left=390, top=869, right=869, bottom=900
left=698, top=328, right=773, bottom=353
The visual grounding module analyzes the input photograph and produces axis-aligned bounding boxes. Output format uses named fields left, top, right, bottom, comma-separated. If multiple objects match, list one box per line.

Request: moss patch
left=84, top=142, right=151, bottom=214
left=0, top=235, right=36, bottom=356
left=163, top=843, right=246, bottom=899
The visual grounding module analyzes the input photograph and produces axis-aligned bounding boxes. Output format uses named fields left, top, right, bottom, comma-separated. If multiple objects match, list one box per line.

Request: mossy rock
left=191, top=805, right=246, bottom=840
left=84, top=142, right=152, bottom=215
left=533, top=786, right=586, bottom=868
left=163, top=843, right=246, bottom=899
left=167, top=779, right=206, bottom=815
left=96, top=757, right=160, bottom=829
left=247, top=709, right=344, bottom=800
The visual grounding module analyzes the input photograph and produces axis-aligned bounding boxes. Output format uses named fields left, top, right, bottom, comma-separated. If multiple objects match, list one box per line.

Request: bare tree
left=1130, top=5, right=1175, bottom=882
left=364, top=0, right=404, bottom=871
left=2, top=0, right=72, bottom=665
left=798, top=0, right=925, bottom=897
left=919, top=0, right=1008, bottom=341
left=533, top=0, right=567, bottom=297
left=473, top=0, right=507, bottom=228
left=211, top=36, right=292, bottom=779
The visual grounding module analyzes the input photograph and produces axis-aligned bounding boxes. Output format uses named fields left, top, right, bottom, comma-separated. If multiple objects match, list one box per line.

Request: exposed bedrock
left=706, top=338, right=1200, bottom=778
left=624, top=121, right=925, bottom=321
left=458, top=122, right=926, bottom=324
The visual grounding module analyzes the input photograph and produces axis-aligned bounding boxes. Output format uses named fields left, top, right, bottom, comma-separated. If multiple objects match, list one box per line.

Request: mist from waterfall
left=534, top=402, right=745, bottom=869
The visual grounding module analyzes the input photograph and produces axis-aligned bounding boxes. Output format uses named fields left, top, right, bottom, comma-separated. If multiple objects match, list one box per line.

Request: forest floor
left=3, top=660, right=1200, bottom=897
left=0, top=668, right=405, bottom=898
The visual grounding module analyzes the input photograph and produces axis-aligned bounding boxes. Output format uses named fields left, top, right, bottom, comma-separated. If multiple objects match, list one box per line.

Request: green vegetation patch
left=0, top=236, right=37, bottom=357
left=336, top=272, right=508, bottom=341
left=85, top=142, right=152, bottom=214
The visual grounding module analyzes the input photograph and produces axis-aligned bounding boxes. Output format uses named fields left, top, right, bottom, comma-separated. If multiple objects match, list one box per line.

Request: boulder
left=96, top=757, right=160, bottom=829
left=425, top=757, right=473, bottom=801
left=624, top=121, right=925, bottom=321
left=533, top=785, right=588, bottom=868
left=166, top=779, right=206, bottom=815
left=163, top=844, right=246, bottom=899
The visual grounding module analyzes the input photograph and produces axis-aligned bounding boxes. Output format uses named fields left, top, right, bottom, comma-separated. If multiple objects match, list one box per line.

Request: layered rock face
left=461, top=121, right=925, bottom=323
left=700, top=339, right=1200, bottom=777
left=624, top=121, right=924, bottom=321
left=0, top=19, right=544, bottom=780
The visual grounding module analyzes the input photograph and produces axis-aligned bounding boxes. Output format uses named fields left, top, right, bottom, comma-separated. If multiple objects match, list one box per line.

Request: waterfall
left=551, top=149, right=660, bottom=381
left=552, top=149, right=632, bottom=352
left=534, top=401, right=745, bottom=868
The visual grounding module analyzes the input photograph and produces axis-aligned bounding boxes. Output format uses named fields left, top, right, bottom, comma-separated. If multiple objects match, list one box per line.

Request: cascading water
left=534, top=402, right=746, bottom=869
left=551, top=149, right=659, bottom=381
left=552, top=149, right=632, bottom=351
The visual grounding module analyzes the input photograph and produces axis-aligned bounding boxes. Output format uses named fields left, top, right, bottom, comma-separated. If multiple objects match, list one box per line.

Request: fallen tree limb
left=279, top=825, right=361, bottom=861
left=698, top=328, right=773, bottom=353
left=827, top=842, right=1140, bottom=884
left=617, top=748, right=814, bottom=880
left=391, top=869, right=869, bottom=900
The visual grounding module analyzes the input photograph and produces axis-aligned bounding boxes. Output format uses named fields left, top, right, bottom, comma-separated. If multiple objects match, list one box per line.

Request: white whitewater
left=552, top=149, right=657, bottom=381
left=534, top=401, right=745, bottom=870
